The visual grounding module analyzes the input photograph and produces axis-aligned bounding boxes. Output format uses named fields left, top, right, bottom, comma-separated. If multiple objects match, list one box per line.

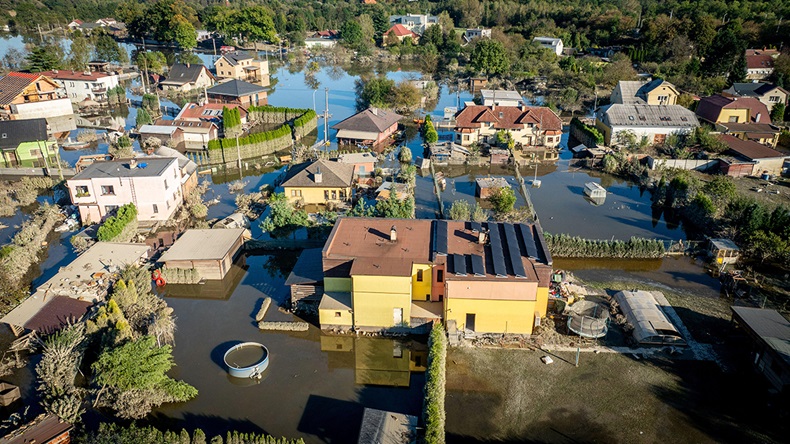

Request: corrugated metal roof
left=159, top=228, right=244, bottom=262
left=600, top=104, right=699, bottom=128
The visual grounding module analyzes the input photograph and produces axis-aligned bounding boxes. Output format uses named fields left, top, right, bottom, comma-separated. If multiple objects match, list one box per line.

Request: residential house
left=595, top=104, right=700, bottom=146
left=177, top=102, right=249, bottom=125
left=66, top=157, right=184, bottom=224
left=206, top=80, right=267, bottom=107
left=159, top=229, right=245, bottom=280
left=383, top=25, right=420, bottom=45
left=476, top=177, right=510, bottom=198
left=40, top=69, right=120, bottom=104
left=333, top=107, right=403, bottom=147
left=481, top=89, right=525, bottom=107
left=696, top=94, right=772, bottom=125
left=151, top=118, right=219, bottom=150
left=0, top=119, right=56, bottom=168
left=731, top=307, right=790, bottom=392
left=463, top=28, right=491, bottom=43
left=138, top=124, right=185, bottom=149
left=160, top=63, right=215, bottom=92
left=430, top=141, right=470, bottom=165
left=388, top=14, right=438, bottom=35
left=318, top=218, right=553, bottom=334
left=610, top=79, right=680, bottom=105
left=281, top=159, right=354, bottom=207
left=0, top=414, right=73, bottom=444
left=722, top=83, right=789, bottom=112
left=0, top=72, right=74, bottom=123
left=337, top=151, right=377, bottom=177
left=306, top=30, right=340, bottom=48
left=587, top=46, right=624, bottom=58
left=87, top=60, right=111, bottom=73
left=717, top=134, right=788, bottom=177
left=453, top=104, right=563, bottom=148
left=214, top=52, right=270, bottom=85
left=718, top=122, right=781, bottom=148
left=152, top=146, right=199, bottom=197
left=745, top=48, right=780, bottom=81
left=532, top=37, right=563, bottom=56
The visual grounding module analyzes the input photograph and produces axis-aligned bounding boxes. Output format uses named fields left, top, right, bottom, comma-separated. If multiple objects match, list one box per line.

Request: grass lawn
left=446, top=348, right=788, bottom=443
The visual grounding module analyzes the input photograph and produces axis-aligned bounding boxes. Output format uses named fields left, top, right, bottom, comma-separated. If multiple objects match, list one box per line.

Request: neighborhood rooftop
left=332, top=107, right=404, bottom=133
left=160, top=63, right=212, bottom=86
left=0, top=72, right=46, bottom=105
left=159, top=229, right=246, bottom=262
left=731, top=306, right=790, bottom=366
left=598, top=104, right=700, bottom=127
left=281, top=159, right=354, bottom=188
left=719, top=134, right=787, bottom=160
left=0, top=118, right=48, bottom=149
left=207, top=79, right=267, bottom=97
left=71, top=157, right=177, bottom=179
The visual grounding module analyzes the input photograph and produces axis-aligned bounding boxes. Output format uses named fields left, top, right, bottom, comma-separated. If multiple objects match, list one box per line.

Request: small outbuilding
left=475, top=177, right=510, bottom=198
left=489, top=148, right=510, bottom=165
left=584, top=182, right=607, bottom=199
left=614, top=290, right=686, bottom=346
left=731, top=306, right=790, bottom=392
left=429, top=141, right=470, bottom=165
left=158, top=228, right=245, bottom=280
left=709, top=238, right=740, bottom=266
left=285, top=248, right=324, bottom=307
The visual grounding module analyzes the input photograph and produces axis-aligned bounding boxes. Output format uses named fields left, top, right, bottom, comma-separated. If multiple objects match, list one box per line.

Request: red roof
left=5, top=71, right=38, bottom=80
left=696, top=94, right=771, bottom=124
left=454, top=105, right=563, bottom=132
left=747, top=54, right=776, bottom=70
left=385, top=24, right=419, bottom=38
left=177, top=102, right=248, bottom=121
left=39, top=70, right=110, bottom=81
left=719, top=134, right=786, bottom=160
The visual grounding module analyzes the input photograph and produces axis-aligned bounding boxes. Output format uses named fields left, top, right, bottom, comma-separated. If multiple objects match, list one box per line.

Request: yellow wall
left=411, top=263, right=432, bottom=301
left=325, top=277, right=351, bottom=292
left=535, top=287, right=549, bottom=318
left=445, top=298, right=538, bottom=334
left=319, top=306, right=353, bottom=327
left=352, top=275, right=412, bottom=328
left=716, top=109, right=750, bottom=124
left=284, top=186, right=351, bottom=205
left=645, top=87, right=678, bottom=105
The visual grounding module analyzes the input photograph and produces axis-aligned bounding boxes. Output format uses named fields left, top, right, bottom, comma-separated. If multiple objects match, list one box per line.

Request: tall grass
left=545, top=233, right=665, bottom=258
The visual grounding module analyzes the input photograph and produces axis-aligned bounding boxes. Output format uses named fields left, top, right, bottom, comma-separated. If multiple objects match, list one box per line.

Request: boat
left=214, top=212, right=251, bottom=230
left=584, top=182, right=606, bottom=199
left=61, top=140, right=91, bottom=150
left=530, top=179, right=542, bottom=188
left=54, top=218, right=79, bottom=233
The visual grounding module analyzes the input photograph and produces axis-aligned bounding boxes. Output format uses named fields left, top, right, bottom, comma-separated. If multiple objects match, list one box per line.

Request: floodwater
left=153, top=254, right=427, bottom=442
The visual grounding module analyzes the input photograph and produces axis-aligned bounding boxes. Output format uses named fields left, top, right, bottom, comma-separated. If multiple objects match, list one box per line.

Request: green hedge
left=544, top=233, right=666, bottom=258
left=97, top=203, right=137, bottom=242
left=423, top=322, right=447, bottom=444
left=293, top=109, right=317, bottom=127
left=571, top=117, right=604, bottom=145
left=248, top=105, right=311, bottom=115
left=207, top=124, right=292, bottom=150
left=223, top=106, right=242, bottom=129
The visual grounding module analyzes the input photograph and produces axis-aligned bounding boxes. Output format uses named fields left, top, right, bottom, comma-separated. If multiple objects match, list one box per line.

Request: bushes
left=222, top=106, right=242, bottom=130
left=97, top=204, right=137, bottom=242
left=423, top=323, right=447, bottom=444
left=545, top=233, right=666, bottom=258
left=207, top=124, right=292, bottom=150
left=79, top=423, right=306, bottom=444
left=570, top=117, right=604, bottom=145
left=293, top=109, right=317, bottom=128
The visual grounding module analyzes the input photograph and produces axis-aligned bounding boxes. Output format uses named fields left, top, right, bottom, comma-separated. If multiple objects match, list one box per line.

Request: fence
left=512, top=162, right=537, bottom=222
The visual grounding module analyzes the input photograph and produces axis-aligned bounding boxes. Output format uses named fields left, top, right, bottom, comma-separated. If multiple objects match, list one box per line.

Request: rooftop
left=219, top=51, right=256, bottom=66
left=0, top=118, right=48, bottom=149
left=159, top=228, right=245, bottom=262
left=613, top=79, right=676, bottom=105
left=0, top=72, right=54, bottom=105
left=455, top=105, right=562, bottom=132
left=281, top=159, right=355, bottom=188
left=177, top=102, right=248, bottom=121
left=70, top=157, right=177, bottom=179
left=161, top=63, right=212, bottom=86
left=480, top=89, right=523, bottom=101
left=598, top=104, right=699, bottom=127
left=696, top=94, right=771, bottom=124
left=732, top=306, right=790, bottom=366
left=723, top=82, right=787, bottom=98
left=332, top=107, right=404, bottom=133
left=39, top=69, right=113, bottom=81
left=0, top=414, right=73, bottom=444
left=337, top=151, right=377, bottom=164
left=285, top=248, right=324, bottom=286
left=207, top=79, right=267, bottom=97
left=476, top=177, right=510, bottom=188
left=718, top=134, right=787, bottom=160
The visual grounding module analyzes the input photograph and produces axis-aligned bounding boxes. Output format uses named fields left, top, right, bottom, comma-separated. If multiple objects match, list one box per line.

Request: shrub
left=97, top=204, right=138, bottom=242
left=423, top=323, right=447, bottom=444
left=570, top=117, right=604, bottom=145
left=293, top=109, right=317, bottom=127
left=488, top=187, right=516, bottom=214
left=448, top=200, right=471, bottom=221
left=207, top=124, right=292, bottom=150
left=544, top=233, right=666, bottom=258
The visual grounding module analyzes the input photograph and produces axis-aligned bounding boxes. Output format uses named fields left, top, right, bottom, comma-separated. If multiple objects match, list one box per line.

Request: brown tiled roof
left=281, top=159, right=354, bottom=188
left=332, top=107, right=403, bottom=133
left=719, top=134, right=786, bottom=160
left=323, top=218, right=433, bottom=263
left=23, top=296, right=92, bottom=333
left=0, top=72, right=42, bottom=105
left=696, top=95, right=771, bottom=124
left=1, top=414, right=72, bottom=444
left=745, top=49, right=778, bottom=69
left=39, top=69, right=111, bottom=81
left=454, top=105, right=562, bottom=132
left=385, top=24, right=418, bottom=38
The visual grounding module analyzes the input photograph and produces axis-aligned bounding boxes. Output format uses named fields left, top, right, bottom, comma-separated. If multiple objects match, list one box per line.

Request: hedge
left=207, top=124, right=292, bottom=150
left=570, top=117, right=604, bottom=145
left=544, top=233, right=666, bottom=258
left=423, top=322, right=447, bottom=444
left=97, top=203, right=137, bottom=242
left=293, top=109, right=317, bottom=128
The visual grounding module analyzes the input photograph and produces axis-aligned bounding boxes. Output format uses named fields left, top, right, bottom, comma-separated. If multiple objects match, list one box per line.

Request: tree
left=355, top=77, right=395, bottom=110
left=171, top=15, right=197, bottom=50
left=67, top=32, right=93, bottom=70
left=259, top=192, right=309, bottom=238
left=135, top=51, right=167, bottom=74
left=357, top=14, right=375, bottom=47
left=771, top=103, right=786, bottom=122
left=230, top=6, right=278, bottom=43
left=449, top=200, right=471, bottom=220
left=398, top=147, right=413, bottom=163
left=601, top=53, right=636, bottom=87
left=391, top=81, right=421, bottom=113
left=95, top=34, right=128, bottom=64
left=348, top=199, right=374, bottom=217
left=470, top=39, right=509, bottom=76
left=136, top=108, right=153, bottom=128
left=488, top=187, right=516, bottom=214
left=341, top=20, right=364, bottom=49
left=374, top=193, right=414, bottom=218
left=26, top=46, right=63, bottom=72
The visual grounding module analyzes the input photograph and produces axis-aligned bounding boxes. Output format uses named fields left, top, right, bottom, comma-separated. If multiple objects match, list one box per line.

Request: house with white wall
left=532, top=37, right=564, bottom=56
left=40, top=70, right=120, bottom=104
left=66, top=157, right=183, bottom=224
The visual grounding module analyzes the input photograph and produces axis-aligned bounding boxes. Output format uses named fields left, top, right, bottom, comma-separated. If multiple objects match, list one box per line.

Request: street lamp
left=312, top=89, right=318, bottom=114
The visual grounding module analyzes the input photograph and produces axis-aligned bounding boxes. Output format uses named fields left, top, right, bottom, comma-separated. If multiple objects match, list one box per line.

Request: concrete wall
left=647, top=157, right=720, bottom=171
left=11, top=98, right=74, bottom=120
left=753, top=157, right=787, bottom=176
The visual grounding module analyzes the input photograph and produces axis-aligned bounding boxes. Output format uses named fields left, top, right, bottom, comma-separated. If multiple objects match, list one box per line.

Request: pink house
left=332, top=108, right=403, bottom=147
left=337, top=151, right=377, bottom=177
left=66, top=157, right=183, bottom=224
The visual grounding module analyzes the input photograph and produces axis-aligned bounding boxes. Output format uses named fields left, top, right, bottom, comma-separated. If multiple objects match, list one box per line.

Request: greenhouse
left=614, top=290, right=686, bottom=346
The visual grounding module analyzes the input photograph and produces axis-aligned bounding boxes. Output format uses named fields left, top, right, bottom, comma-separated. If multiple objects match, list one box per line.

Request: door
left=393, top=308, right=403, bottom=326
left=466, top=314, right=476, bottom=332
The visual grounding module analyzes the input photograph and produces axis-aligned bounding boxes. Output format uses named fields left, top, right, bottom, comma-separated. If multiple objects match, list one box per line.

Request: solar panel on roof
left=470, top=222, right=482, bottom=233
left=504, top=224, right=527, bottom=278
left=487, top=224, right=507, bottom=277
left=453, top=254, right=467, bottom=276
left=434, top=220, right=448, bottom=255
left=471, top=254, right=485, bottom=276
left=519, top=223, right=538, bottom=258
left=533, top=223, right=552, bottom=265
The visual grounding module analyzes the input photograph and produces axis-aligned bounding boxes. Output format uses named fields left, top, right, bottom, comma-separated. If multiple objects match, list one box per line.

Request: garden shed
left=158, top=228, right=245, bottom=280
left=614, top=290, right=686, bottom=346
left=709, top=238, right=740, bottom=266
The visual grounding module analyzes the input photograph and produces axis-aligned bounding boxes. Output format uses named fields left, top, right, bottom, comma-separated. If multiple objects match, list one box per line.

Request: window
left=104, top=205, right=119, bottom=214
left=331, top=190, right=337, bottom=200
left=728, top=116, right=740, bottom=123
left=324, top=190, right=330, bottom=199
left=164, top=179, right=168, bottom=189
left=75, top=185, right=89, bottom=197
left=416, top=269, right=424, bottom=282
left=335, top=311, right=342, bottom=317
left=769, top=96, right=780, bottom=102
left=657, top=95, right=668, bottom=103
left=436, top=269, right=444, bottom=282
left=100, top=185, right=115, bottom=195
left=153, top=204, right=159, bottom=214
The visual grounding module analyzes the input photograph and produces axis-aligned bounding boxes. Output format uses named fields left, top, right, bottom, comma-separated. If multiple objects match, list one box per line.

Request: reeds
left=545, top=233, right=666, bottom=259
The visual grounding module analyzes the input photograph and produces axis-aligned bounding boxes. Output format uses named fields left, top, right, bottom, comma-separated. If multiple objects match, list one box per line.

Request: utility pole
left=37, top=24, right=43, bottom=42
left=236, top=135, right=242, bottom=171
left=324, top=87, right=330, bottom=148
left=52, top=141, right=64, bottom=181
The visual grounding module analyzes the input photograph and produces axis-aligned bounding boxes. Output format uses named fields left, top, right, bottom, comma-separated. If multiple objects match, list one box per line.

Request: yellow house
left=610, top=79, right=680, bottom=106
left=214, top=51, right=270, bottom=86
left=0, top=72, right=62, bottom=115
left=318, top=217, right=553, bottom=335
left=696, top=94, right=772, bottom=125
left=281, top=159, right=354, bottom=208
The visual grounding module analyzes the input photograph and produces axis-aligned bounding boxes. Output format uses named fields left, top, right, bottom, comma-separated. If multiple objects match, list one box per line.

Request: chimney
left=129, top=158, right=137, bottom=169
left=478, top=229, right=487, bottom=245
left=390, top=225, right=397, bottom=242
left=755, top=112, right=761, bottom=122
left=186, top=63, right=190, bottom=68
left=314, top=166, right=322, bottom=183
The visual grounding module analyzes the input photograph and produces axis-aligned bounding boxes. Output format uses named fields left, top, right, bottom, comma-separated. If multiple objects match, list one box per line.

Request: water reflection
left=321, top=335, right=427, bottom=388
left=163, top=255, right=248, bottom=300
